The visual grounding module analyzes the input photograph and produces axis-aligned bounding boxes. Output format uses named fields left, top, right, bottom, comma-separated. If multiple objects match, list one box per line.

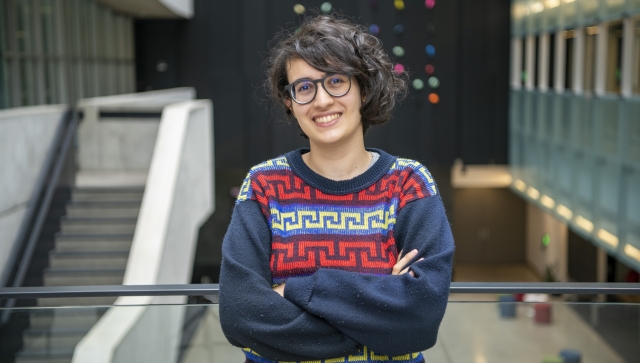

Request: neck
left=303, top=135, right=371, bottom=181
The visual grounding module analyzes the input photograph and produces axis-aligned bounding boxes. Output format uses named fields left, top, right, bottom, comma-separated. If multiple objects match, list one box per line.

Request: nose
left=313, top=84, right=334, bottom=107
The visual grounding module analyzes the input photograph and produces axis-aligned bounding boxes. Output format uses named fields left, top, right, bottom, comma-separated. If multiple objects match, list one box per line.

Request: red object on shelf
left=534, top=303, right=552, bottom=324
left=514, top=293, right=524, bottom=302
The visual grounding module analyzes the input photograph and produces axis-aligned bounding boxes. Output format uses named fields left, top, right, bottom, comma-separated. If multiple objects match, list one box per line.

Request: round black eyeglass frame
left=284, top=73, right=352, bottom=105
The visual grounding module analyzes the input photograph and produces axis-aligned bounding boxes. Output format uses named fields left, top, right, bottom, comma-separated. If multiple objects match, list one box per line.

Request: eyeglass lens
left=292, top=74, right=350, bottom=103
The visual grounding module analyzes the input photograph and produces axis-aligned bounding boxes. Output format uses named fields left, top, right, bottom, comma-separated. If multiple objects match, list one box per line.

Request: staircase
left=15, top=187, right=143, bottom=363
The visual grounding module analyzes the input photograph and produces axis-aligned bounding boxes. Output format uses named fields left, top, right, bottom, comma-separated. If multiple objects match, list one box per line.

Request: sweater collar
left=285, top=148, right=396, bottom=195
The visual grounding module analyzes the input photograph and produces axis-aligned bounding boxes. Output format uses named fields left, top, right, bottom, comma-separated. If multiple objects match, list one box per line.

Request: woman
left=219, top=13, right=454, bottom=363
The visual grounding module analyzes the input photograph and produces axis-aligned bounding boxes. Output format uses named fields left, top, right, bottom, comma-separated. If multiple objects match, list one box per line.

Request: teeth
left=314, top=113, right=340, bottom=123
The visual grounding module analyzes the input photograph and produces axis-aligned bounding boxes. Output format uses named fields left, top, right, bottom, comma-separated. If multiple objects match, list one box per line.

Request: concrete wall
left=73, top=99, right=214, bottom=363
left=77, top=88, right=195, bottom=173
left=526, top=203, right=569, bottom=282
left=96, top=0, right=192, bottom=18
left=0, top=105, right=67, bottom=284
left=159, top=0, right=193, bottom=18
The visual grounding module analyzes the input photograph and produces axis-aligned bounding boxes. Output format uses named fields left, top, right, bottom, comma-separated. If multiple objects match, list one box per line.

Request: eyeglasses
left=284, top=73, right=352, bottom=105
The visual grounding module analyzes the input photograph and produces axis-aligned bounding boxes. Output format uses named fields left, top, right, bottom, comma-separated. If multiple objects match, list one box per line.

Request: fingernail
left=411, top=249, right=418, bottom=255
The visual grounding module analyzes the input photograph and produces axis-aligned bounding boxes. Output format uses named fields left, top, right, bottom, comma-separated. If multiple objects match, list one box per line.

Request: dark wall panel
left=134, top=0, right=511, bottom=281
left=568, top=229, right=598, bottom=282
left=452, top=188, right=526, bottom=264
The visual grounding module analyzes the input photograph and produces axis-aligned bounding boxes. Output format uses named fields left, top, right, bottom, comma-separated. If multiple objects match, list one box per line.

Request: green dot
left=392, top=46, right=405, bottom=57
left=542, top=234, right=550, bottom=247
left=428, top=76, right=440, bottom=89
left=321, top=2, right=332, bottom=13
left=412, top=79, right=424, bottom=90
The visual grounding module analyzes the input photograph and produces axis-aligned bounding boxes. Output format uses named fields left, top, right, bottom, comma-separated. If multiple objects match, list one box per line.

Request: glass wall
left=510, top=4, right=640, bottom=272
left=0, top=0, right=135, bottom=109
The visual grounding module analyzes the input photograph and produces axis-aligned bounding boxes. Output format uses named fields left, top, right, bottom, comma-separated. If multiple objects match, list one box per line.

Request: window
left=606, top=22, right=623, bottom=94
left=0, top=0, right=136, bottom=108
left=534, top=35, right=540, bottom=88
left=634, top=20, right=640, bottom=95
left=548, top=33, right=556, bottom=89
left=564, top=29, right=575, bottom=90
left=583, top=25, right=598, bottom=95
left=522, top=38, right=528, bottom=86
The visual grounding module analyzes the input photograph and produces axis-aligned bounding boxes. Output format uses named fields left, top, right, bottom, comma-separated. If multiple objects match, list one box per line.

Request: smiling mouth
left=313, top=113, right=342, bottom=124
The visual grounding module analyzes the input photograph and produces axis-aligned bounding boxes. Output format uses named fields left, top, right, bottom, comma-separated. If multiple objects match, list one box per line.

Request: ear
left=285, top=99, right=296, bottom=117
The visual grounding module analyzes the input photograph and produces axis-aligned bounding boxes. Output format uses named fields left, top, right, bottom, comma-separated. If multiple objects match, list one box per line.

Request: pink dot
left=425, top=0, right=435, bottom=9
left=393, top=63, right=405, bottom=74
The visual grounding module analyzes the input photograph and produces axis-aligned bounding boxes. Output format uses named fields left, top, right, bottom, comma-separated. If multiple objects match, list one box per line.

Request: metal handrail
left=0, top=109, right=77, bottom=323
left=0, top=109, right=71, bottom=288
left=0, top=283, right=639, bottom=302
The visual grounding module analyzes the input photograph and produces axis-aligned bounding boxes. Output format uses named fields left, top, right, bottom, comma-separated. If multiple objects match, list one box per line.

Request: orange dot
left=428, top=93, right=440, bottom=104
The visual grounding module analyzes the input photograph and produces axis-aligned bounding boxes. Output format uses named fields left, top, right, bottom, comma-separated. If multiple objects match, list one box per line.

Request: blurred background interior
left=0, top=0, right=639, bottom=362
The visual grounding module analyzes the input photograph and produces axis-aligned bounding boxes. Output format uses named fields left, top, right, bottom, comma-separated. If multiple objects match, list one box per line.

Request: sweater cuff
left=284, top=274, right=316, bottom=309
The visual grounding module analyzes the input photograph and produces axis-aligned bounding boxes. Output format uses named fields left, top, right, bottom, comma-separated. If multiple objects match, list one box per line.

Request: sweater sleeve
left=219, top=199, right=360, bottom=361
left=283, top=194, right=454, bottom=356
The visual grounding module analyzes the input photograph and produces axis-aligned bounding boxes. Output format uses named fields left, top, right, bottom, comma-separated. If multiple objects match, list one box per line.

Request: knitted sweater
left=219, top=148, right=454, bottom=363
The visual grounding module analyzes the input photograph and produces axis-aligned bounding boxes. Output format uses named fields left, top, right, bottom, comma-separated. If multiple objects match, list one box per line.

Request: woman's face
left=285, top=58, right=363, bottom=147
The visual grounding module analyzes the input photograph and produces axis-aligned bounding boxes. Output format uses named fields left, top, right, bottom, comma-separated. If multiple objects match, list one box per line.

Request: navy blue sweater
left=219, top=149, right=454, bottom=362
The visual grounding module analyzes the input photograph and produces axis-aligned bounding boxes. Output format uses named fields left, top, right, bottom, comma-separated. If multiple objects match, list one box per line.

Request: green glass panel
left=529, top=0, right=545, bottom=33
left=512, top=0, right=523, bottom=35
left=562, top=0, right=578, bottom=27
left=595, top=97, right=620, bottom=156
left=575, top=154, right=595, bottom=203
left=626, top=99, right=640, bottom=163
left=579, top=0, right=601, bottom=24
left=544, top=1, right=561, bottom=31
left=596, top=160, right=620, bottom=215
left=603, top=0, right=626, bottom=19
left=536, top=92, right=549, bottom=137
left=573, top=96, right=592, bottom=149
left=624, top=169, right=640, bottom=225
left=629, top=0, right=640, bottom=14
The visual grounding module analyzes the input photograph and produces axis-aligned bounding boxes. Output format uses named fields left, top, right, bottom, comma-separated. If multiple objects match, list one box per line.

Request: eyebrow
left=290, top=73, right=331, bottom=84
left=291, top=77, right=314, bottom=84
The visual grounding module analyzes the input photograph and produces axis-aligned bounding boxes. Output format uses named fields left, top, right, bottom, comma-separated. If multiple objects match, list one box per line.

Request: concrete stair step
left=49, top=251, right=129, bottom=269
left=65, top=201, right=140, bottom=218
left=22, top=326, right=91, bottom=350
left=15, top=348, right=74, bottom=363
left=43, top=268, right=125, bottom=286
left=71, top=187, right=143, bottom=202
left=60, top=217, right=136, bottom=234
left=29, top=307, right=108, bottom=328
left=54, top=233, right=133, bottom=252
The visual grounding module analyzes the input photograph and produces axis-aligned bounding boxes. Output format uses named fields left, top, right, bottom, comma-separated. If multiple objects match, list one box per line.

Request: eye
left=295, top=81, right=314, bottom=93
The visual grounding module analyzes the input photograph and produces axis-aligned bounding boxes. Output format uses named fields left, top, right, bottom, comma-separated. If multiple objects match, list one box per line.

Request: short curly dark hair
left=265, top=13, right=408, bottom=135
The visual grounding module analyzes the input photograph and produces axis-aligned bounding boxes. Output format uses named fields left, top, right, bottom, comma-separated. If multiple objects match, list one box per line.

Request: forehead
left=286, top=58, right=326, bottom=83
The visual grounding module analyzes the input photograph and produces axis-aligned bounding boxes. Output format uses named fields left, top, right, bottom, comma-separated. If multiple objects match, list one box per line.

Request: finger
left=391, top=250, right=418, bottom=275
left=409, top=270, right=415, bottom=277
left=393, top=249, right=418, bottom=274
left=400, top=266, right=411, bottom=275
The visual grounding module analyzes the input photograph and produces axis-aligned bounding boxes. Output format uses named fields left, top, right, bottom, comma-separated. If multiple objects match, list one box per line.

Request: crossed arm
left=219, top=195, right=454, bottom=359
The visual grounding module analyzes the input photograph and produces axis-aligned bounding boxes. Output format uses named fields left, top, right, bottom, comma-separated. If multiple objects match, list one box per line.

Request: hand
left=392, top=249, right=423, bottom=277
left=273, top=283, right=285, bottom=297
